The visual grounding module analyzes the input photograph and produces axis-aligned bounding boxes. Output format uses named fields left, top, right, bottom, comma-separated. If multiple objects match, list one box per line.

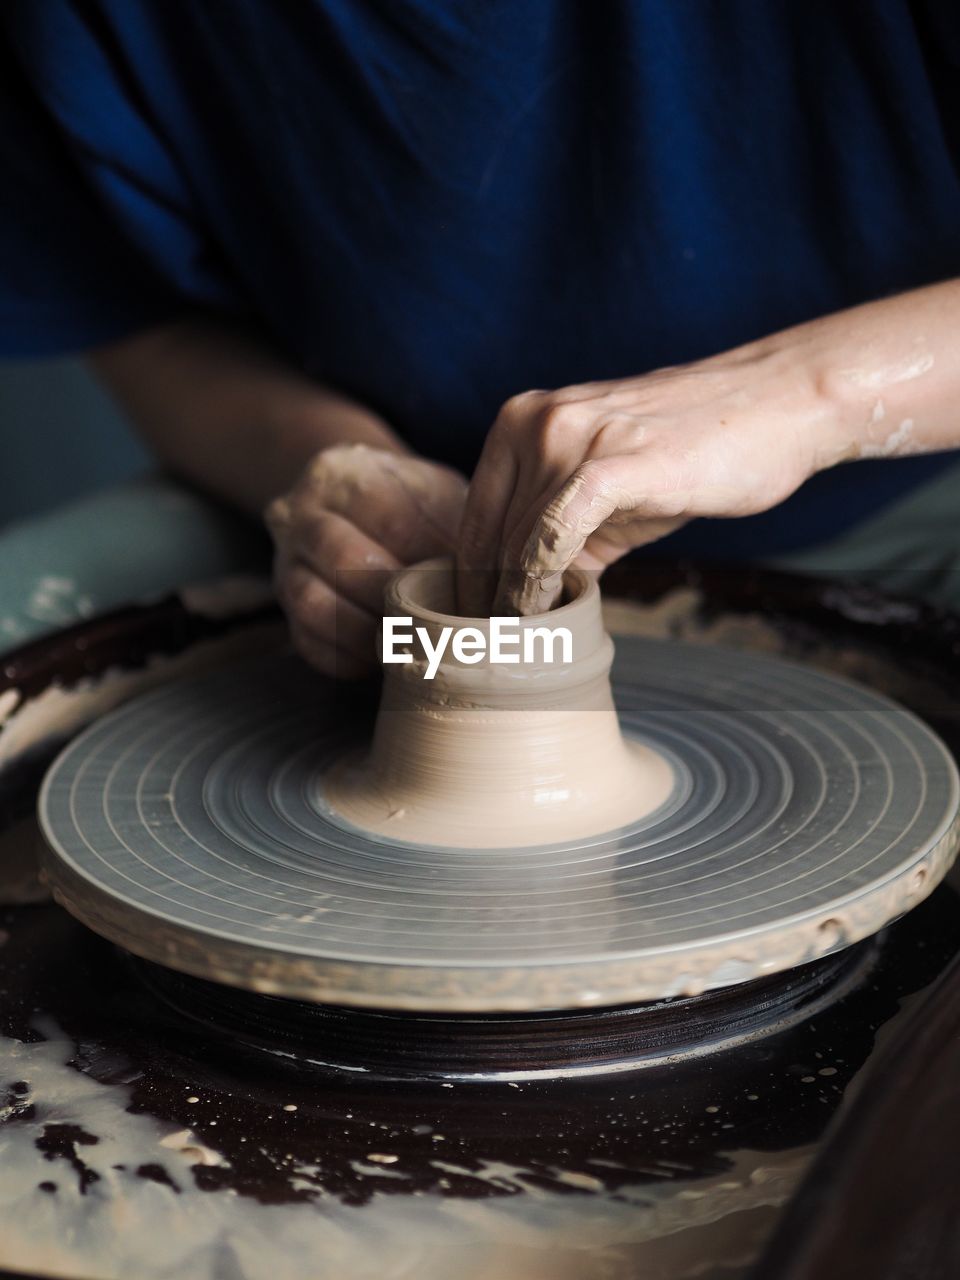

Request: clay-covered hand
left=266, top=444, right=467, bottom=676
left=457, top=343, right=829, bottom=615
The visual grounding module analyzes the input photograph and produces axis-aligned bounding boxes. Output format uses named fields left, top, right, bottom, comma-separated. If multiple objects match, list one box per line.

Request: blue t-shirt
left=3, top=1, right=960, bottom=556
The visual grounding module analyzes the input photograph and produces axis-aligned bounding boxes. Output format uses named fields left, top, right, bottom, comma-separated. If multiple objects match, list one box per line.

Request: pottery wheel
left=39, top=638, right=960, bottom=1012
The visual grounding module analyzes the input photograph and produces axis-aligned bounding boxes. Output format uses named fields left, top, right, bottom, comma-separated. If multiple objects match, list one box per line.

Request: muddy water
left=1, top=881, right=957, bottom=1280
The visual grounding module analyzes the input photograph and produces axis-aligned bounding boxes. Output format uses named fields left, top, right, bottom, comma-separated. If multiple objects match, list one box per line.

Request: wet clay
left=324, top=559, right=675, bottom=848
left=2, top=883, right=959, bottom=1280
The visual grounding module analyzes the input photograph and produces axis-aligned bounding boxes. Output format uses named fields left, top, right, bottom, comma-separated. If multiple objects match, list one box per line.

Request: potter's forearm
left=770, top=278, right=960, bottom=468
left=88, top=318, right=408, bottom=514
left=458, top=276, right=960, bottom=616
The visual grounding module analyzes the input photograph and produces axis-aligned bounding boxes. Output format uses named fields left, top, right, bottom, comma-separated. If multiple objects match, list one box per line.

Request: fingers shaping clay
left=324, top=559, right=676, bottom=848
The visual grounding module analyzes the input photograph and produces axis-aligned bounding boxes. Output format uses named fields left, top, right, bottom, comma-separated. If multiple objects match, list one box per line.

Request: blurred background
left=0, top=357, right=147, bottom=527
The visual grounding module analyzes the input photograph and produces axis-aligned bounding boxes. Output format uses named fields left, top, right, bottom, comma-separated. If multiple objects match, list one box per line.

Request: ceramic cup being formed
left=323, top=557, right=676, bottom=848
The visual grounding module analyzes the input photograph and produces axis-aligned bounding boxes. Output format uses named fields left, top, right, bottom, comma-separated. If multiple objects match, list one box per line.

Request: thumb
left=493, top=459, right=635, bottom=615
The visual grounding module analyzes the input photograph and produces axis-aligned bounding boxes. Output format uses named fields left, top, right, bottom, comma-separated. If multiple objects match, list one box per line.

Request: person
left=3, top=2, right=960, bottom=673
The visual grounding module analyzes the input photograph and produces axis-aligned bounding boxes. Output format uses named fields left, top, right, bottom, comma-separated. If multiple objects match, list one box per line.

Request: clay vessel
left=324, top=558, right=674, bottom=848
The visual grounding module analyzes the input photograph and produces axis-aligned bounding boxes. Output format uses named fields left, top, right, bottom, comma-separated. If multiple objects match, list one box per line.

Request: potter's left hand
left=457, top=279, right=960, bottom=616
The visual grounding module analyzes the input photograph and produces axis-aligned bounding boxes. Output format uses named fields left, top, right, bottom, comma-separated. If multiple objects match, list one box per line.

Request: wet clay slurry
left=325, top=560, right=675, bottom=848
left=1, top=886, right=958, bottom=1280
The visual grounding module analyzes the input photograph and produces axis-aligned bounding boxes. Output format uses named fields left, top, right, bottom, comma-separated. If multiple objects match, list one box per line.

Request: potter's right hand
left=265, top=444, right=467, bottom=677
left=455, top=280, right=960, bottom=617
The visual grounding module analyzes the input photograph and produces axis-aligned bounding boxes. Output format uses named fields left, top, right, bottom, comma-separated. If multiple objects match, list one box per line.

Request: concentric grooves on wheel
left=39, top=640, right=960, bottom=1011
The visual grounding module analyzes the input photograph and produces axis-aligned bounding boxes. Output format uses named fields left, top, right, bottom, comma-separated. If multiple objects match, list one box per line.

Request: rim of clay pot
left=386, top=556, right=592, bottom=628
left=380, top=557, right=612, bottom=689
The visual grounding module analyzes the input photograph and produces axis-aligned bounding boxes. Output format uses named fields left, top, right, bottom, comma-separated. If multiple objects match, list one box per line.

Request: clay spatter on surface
left=1, top=886, right=959, bottom=1280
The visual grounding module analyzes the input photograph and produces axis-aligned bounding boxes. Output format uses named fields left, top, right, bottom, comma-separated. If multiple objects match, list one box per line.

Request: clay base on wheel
left=324, top=561, right=676, bottom=847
